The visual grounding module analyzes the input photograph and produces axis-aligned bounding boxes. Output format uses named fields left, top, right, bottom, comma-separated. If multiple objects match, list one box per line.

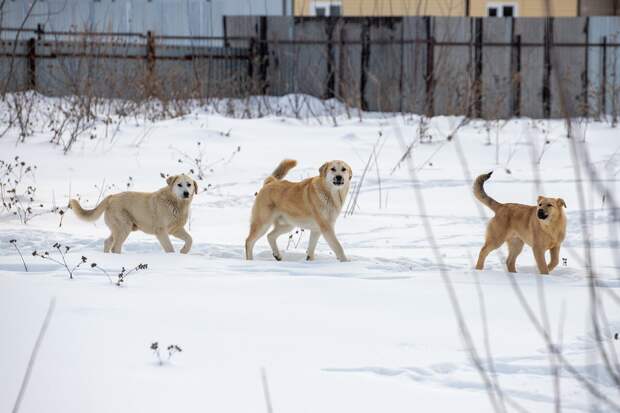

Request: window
left=329, top=5, right=342, bottom=16
left=312, top=1, right=342, bottom=16
left=486, top=3, right=517, bottom=17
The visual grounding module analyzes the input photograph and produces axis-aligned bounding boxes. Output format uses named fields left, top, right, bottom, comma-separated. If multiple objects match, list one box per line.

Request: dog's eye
left=538, top=203, right=542, bottom=207
left=547, top=204, right=552, bottom=207
left=341, top=167, right=346, bottom=172
left=186, top=183, right=191, bottom=187
left=177, top=183, right=182, bottom=187
left=330, top=167, right=336, bottom=172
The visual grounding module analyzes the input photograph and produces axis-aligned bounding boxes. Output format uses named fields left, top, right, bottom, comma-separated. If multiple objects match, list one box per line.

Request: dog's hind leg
left=306, top=230, right=321, bottom=261
left=104, top=235, right=114, bottom=253
left=506, top=237, right=524, bottom=273
left=245, top=220, right=272, bottom=260
left=475, top=219, right=506, bottom=270
left=267, top=224, right=293, bottom=261
left=111, top=230, right=130, bottom=254
left=172, top=227, right=192, bottom=254
left=476, top=242, right=501, bottom=270
left=107, top=210, right=133, bottom=254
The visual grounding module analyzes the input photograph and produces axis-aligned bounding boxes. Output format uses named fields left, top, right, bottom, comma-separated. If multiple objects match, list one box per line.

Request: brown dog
left=474, top=172, right=566, bottom=274
left=245, top=159, right=352, bottom=262
left=69, top=174, right=197, bottom=254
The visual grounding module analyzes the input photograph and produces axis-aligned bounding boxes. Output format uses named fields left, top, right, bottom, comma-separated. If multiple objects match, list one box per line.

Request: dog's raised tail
left=473, top=172, right=501, bottom=212
left=69, top=196, right=110, bottom=222
left=264, top=159, right=297, bottom=185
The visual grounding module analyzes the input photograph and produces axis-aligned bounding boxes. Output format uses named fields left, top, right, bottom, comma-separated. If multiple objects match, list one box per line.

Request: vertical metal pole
left=474, top=17, right=483, bottom=118
left=398, top=17, right=404, bottom=112
left=146, top=30, right=156, bottom=97
left=338, top=24, right=346, bottom=101
left=511, top=33, right=522, bottom=117
left=602, top=36, right=608, bottom=116
left=27, top=37, right=36, bottom=90
left=36, top=24, right=43, bottom=41
left=360, top=18, right=370, bottom=111
left=259, top=16, right=269, bottom=94
left=543, top=17, right=553, bottom=118
left=425, top=16, right=434, bottom=117
left=325, top=18, right=335, bottom=99
left=582, top=17, right=590, bottom=117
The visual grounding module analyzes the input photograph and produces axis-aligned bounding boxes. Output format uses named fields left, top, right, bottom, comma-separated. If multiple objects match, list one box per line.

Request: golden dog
left=245, top=159, right=352, bottom=262
left=474, top=172, right=566, bottom=274
left=69, top=174, right=197, bottom=254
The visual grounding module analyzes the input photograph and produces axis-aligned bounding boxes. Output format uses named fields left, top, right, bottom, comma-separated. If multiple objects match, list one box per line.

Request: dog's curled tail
left=69, top=196, right=110, bottom=222
left=473, top=172, right=501, bottom=212
left=264, top=159, right=297, bottom=186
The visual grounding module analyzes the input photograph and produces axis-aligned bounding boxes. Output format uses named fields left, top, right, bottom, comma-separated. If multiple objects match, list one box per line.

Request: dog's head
left=537, top=196, right=566, bottom=221
left=166, top=174, right=198, bottom=200
left=319, top=160, right=352, bottom=190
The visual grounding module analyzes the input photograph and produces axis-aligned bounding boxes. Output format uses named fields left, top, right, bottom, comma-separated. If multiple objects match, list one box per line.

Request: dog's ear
left=193, top=180, right=199, bottom=195
left=557, top=198, right=566, bottom=208
left=166, top=175, right=177, bottom=187
left=319, top=162, right=330, bottom=177
left=537, top=195, right=544, bottom=204
left=347, top=164, right=353, bottom=180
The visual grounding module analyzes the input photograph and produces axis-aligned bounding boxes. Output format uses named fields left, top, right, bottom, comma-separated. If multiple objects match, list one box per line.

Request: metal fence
left=225, top=16, right=620, bottom=119
left=3, top=16, right=620, bottom=119
left=0, top=25, right=253, bottom=100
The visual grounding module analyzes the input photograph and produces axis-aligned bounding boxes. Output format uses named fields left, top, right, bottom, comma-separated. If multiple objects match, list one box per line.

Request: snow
left=0, top=95, right=619, bottom=412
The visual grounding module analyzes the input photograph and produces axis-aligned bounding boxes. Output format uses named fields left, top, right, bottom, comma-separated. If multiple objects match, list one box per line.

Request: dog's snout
left=183, top=191, right=190, bottom=198
left=537, top=209, right=547, bottom=219
left=332, top=175, right=344, bottom=186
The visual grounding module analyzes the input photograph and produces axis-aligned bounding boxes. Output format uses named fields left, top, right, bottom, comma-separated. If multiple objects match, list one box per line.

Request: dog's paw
left=338, top=256, right=350, bottom=262
left=306, top=255, right=315, bottom=261
left=273, top=253, right=282, bottom=261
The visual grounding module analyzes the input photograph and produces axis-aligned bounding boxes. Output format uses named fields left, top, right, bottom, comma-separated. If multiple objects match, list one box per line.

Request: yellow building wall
left=469, top=0, right=578, bottom=16
left=294, top=0, right=578, bottom=16
left=295, top=0, right=466, bottom=16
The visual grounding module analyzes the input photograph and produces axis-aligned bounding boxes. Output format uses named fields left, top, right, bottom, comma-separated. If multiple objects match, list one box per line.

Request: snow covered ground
left=0, top=95, right=619, bottom=412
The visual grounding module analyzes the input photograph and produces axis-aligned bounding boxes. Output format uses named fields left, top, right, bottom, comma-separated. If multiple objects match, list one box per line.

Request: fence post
left=248, top=37, right=256, bottom=92
left=325, top=18, right=336, bottom=99
left=473, top=17, right=483, bottom=118
left=258, top=16, right=269, bottom=94
left=424, top=16, right=434, bottom=117
left=146, top=30, right=156, bottom=96
left=511, top=34, right=522, bottom=117
left=543, top=17, right=553, bottom=119
left=583, top=16, right=589, bottom=117
left=26, top=37, right=36, bottom=90
left=601, top=35, right=607, bottom=117
left=338, top=24, right=346, bottom=102
left=360, top=18, right=370, bottom=111
left=398, top=19, right=404, bottom=113
left=36, top=24, right=44, bottom=41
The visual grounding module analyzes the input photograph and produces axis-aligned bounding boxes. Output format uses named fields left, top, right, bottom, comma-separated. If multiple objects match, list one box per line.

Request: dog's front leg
left=156, top=231, right=175, bottom=253
left=306, top=230, right=321, bottom=261
left=172, top=228, right=193, bottom=254
left=548, top=245, right=560, bottom=272
left=319, top=224, right=348, bottom=262
left=533, top=245, right=549, bottom=275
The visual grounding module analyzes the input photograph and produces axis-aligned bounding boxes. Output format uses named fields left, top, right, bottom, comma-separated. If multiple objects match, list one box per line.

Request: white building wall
left=1, top=0, right=291, bottom=37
